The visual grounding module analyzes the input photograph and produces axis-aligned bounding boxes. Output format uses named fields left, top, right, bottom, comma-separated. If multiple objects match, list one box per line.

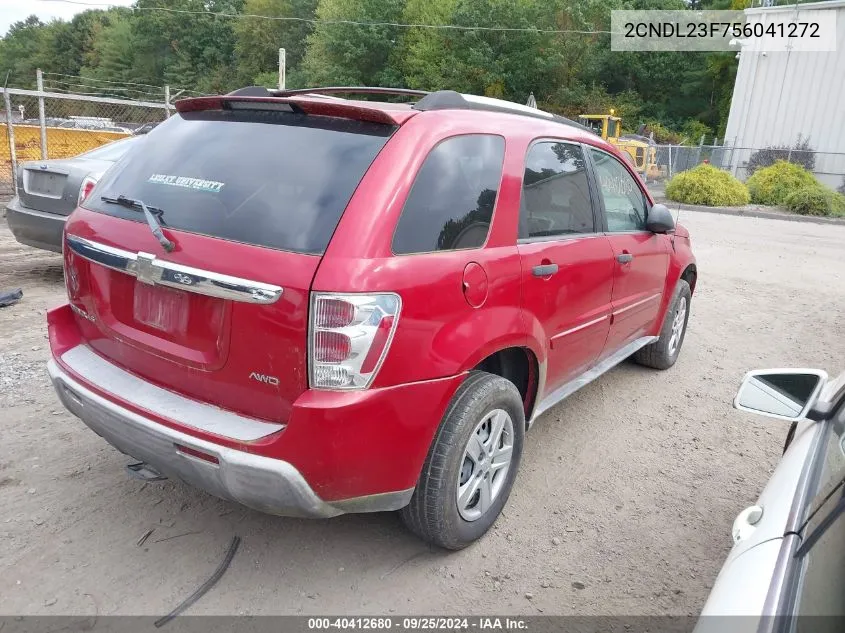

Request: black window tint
left=86, top=109, right=394, bottom=254
left=392, top=135, right=504, bottom=254
left=520, top=142, right=595, bottom=239
left=589, top=148, right=648, bottom=232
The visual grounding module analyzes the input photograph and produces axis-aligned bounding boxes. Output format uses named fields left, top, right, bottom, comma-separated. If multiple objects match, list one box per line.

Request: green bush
left=665, top=164, right=750, bottom=207
left=784, top=184, right=845, bottom=217
left=681, top=120, right=713, bottom=144
left=746, top=161, right=817, bottom=205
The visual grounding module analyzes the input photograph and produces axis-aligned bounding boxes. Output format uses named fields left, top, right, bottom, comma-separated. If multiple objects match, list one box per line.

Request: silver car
left=4, top=136, right=141, bottom=253
left=697, top=368, right=845, bottom=632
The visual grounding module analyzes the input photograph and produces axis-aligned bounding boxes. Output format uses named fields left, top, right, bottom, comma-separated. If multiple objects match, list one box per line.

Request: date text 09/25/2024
left=307, top=618, right=529, bottom=631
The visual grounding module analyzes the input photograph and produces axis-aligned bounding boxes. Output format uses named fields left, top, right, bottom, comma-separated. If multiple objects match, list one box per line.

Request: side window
left=392, top=135, right=505, bottom=254
left=796, top=512, right=845, bottom=623
left=520, top=141, right=595, bottom=239
left=794, top=414, right=845, bottom=623
left=589, top=148, right=648, bottom=232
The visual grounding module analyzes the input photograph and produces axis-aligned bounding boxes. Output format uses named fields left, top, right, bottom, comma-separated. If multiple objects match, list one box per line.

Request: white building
left=724, top=0, right=845, bottom=188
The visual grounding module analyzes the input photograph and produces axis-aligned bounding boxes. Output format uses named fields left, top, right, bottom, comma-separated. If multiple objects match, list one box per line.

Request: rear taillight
left=309, top=292, right=401, bottom=390
left=63, top=241, right=93, bottom=321
left=78, top=176, right=98, bottom=205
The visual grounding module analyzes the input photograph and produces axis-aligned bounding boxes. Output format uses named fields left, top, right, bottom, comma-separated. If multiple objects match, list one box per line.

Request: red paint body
left=50, top=99, right=696, bottom=503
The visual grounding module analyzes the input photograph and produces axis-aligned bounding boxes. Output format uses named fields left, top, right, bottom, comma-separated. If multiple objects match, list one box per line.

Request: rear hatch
left=63, top=101, right=396, bottom=423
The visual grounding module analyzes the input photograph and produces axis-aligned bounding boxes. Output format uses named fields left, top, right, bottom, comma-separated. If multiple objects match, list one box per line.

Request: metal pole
left=730, top=137, right=739, bottom=178
left=4, top=89, right=19, bottom=196
left=36, top=68, right=47, bottom=159
left=279, top=48, right=286, bottom=90
left=164, top=85, right=171, bottom=118
left=668, top=144, right=673, bottom=179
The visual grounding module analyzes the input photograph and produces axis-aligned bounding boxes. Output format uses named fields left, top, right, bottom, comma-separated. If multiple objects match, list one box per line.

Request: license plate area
left=133, top=282, right=190, bottom=335
left=24, top=170, right=66, bottom=198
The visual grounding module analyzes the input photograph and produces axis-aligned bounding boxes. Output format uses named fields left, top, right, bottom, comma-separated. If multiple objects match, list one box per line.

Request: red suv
left=47, top=88, right=696, bottom=549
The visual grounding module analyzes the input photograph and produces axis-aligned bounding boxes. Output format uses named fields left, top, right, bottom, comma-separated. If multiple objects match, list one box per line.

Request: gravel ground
left=1, top=210, right=844, bottom=617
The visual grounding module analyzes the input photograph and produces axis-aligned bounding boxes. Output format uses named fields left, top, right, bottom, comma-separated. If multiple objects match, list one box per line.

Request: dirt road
left=1, top=211, right=844, bottom=617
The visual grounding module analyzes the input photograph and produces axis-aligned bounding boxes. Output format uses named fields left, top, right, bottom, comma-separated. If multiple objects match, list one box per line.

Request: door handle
left=532, top=263, right=559, bottom=277
left=616, top=253, right=634, bottom=264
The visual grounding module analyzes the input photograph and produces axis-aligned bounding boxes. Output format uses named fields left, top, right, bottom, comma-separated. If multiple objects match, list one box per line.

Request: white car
left=696, top=368, right=845, bottom=633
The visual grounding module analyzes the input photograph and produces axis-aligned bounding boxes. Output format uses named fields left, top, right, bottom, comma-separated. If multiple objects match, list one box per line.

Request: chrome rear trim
left=66, top=235, right=283, bottom=305
left=60, top=345, right=284, bottom=441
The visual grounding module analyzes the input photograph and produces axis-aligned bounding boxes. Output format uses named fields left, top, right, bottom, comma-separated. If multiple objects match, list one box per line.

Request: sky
left=0, top=0, right=134, bottom=37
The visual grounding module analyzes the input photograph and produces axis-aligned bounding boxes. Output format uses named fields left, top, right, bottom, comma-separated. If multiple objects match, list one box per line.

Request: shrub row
left=665, top=164, right=749, bottom=207
left=666, top=161, right=845, bottom=217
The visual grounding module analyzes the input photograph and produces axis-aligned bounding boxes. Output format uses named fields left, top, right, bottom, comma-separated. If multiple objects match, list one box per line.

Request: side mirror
left=734, top=368, right=828, bottom=421
left=646, top=203, right=675, bottom=234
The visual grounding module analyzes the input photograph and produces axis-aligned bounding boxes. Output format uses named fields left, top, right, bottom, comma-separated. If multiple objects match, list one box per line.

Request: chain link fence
left=1, top=74, right=173, bottom=197
left=649, top=144, right=845, bottom=191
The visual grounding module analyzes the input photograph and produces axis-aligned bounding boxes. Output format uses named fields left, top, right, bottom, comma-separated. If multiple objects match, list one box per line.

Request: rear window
left=86, top=109, right=395, bottom=254
left=81, top=137, right=138, bottom=161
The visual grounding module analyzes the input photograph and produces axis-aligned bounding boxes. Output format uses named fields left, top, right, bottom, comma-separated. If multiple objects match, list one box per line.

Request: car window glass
left=816, top=427, right=845, bottom=496
left=392, top=135, right=504, bottom=254
left=520, top=142, right=594, bottom=239
left=87, top=110, right=394, bottom=255
left=794, top=409, right=845, bottom=624
left=795, top=502, right=845, bottom=622
left=589, top=148, right=648, bottom=232
left=81, top=137, right=137, bottom=161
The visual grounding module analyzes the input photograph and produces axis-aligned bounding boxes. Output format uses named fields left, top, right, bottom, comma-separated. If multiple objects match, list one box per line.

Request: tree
left=0, top=0, right=739, bottom=138
left=234, top=0, right=318, bottom=86
left=0, top=16, right=52, bottom=87
left=131, top=0, right=243, bottom=90
left=80, top=12, right=137, bottom=89
left=300, top=0, right=407, bottom=86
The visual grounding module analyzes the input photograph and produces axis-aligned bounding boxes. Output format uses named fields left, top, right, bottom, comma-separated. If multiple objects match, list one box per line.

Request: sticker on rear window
left=147, top=173, right=225, bottom=193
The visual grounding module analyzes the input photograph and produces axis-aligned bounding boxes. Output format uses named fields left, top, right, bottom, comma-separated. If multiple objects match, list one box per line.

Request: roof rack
left=413, top=90, right=595, bottom=135
left=273, top=86, right=430, bottom=99
left=227, top=86, right=428, bottom=100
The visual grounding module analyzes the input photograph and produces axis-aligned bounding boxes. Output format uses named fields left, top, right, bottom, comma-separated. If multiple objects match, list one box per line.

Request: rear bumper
left=49, top=358, right=416, bottom=518
left=5, top=196, right=66, bottom=254
left=47, top=300, right=466, bottom=516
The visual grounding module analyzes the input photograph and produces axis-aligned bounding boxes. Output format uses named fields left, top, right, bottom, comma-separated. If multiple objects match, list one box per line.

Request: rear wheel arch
left=473, top=346, right=539, bottom=424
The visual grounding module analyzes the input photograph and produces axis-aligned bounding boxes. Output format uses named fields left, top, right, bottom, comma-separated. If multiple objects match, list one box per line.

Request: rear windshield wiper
left=100, top=195, right=175, bottom=253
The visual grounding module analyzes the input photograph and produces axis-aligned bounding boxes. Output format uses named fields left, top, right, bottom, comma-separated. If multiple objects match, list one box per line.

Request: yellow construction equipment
left=577, top=111, right=660, bottom=180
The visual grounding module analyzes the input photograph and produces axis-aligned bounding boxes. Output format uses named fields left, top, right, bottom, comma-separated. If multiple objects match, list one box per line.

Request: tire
left=401, top=371, right=525, bottom=550
left=633, top=279, right=691, bottom=370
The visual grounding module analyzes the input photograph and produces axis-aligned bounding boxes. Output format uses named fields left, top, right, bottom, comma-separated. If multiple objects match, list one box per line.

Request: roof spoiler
left=174, top=88, right=406, bottom=125
left=177, top=86, right=595, bottom=132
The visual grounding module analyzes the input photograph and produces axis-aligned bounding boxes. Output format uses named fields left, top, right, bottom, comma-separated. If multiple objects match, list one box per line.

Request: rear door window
left=520, top=141, right=595, bottom=239
left=86, top=109, right=395, bottom=254
left=392, top=134, right=505, bottom=254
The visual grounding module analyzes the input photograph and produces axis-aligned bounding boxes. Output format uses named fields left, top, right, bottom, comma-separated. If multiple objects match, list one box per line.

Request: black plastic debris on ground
left=0, top=288, right=23, bottom=308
